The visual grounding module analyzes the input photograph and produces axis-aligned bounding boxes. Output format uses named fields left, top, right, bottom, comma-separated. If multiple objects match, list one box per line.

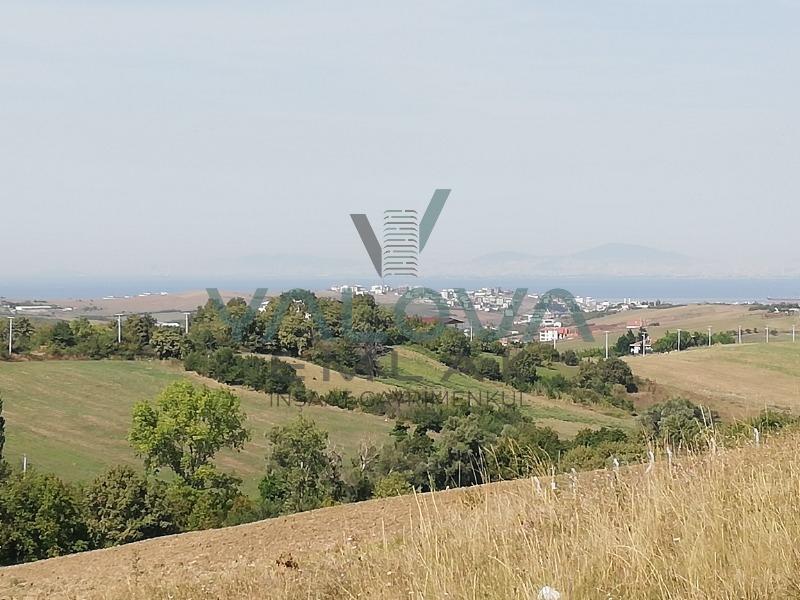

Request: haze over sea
left=4, top=277, right=800, bottom=305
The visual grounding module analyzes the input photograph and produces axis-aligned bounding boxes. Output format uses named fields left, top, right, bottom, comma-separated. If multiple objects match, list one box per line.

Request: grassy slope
left=559, top=303, right=800, bottom=351
left=3, top=431, right=799, bottom=599
left=0, top=360, right=392, bottom=495
left=380, top=346, right=633, bottom=437
left=627, top=342, right=800, bottom=419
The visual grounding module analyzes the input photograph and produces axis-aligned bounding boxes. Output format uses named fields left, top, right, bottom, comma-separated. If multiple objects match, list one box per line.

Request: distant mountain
left=569, top=243, right=689, bottom=263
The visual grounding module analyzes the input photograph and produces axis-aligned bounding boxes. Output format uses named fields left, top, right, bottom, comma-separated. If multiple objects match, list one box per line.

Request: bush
left=0, top=472, right=90, bottom=566
left=562, top=350, right=579, bottom=366
left=577, top=358, right=638, bottom=394
left=639, top=398, right=715, bottom=446
left=84, top=466, right=177, bottom=548
left=373, top=472, right=413, bottom=498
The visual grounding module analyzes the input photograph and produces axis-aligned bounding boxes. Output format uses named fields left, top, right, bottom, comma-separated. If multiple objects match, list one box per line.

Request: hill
left=0, top=350, right=628, bottom=495
left=626, top=342, right=800, bottom=419
left=380, top=346, right=634, bottom=436
left=2, top=428, right=797, bottom=599
left=0, top=360, right=393, bottom=495
left=559, top=303, right=799, bottom=351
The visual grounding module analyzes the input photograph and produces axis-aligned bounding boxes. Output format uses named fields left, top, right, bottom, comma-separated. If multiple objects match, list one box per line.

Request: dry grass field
left=2, top=428, right=798, bottom=599
left=627, top=342, right=800, bottom=419
left=560, top=303, right=800, bottom=351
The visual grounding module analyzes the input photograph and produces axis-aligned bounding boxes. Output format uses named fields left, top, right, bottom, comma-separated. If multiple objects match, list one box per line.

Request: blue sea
left=3, top=276, right=800, bottom=304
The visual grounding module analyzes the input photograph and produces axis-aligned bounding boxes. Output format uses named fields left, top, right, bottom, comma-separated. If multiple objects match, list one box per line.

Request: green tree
left=473, top=355, right=502, bottom=381
left=504, top=348, right=539, bottom=391
left=151, top=327, right=185, bottom=359
left=260, top=416, right=343, bottom=515
left=614, top=330, right=638, bottom=356
left=122, top=314, right=157, bottom=354
left=428, top=414, right=492, bottom=489
left=129, top=381, right=249, bottom=487
left=0, top=472, right=90, bottom=566
left=50, top=320, right=76, bottom=349
left=436, top=328, right=471, bottom=362
left=277, top=310, right=314, bottom=356
left=373, top=471, right=413, bottom=498
left=0, top=393, right=5, bottom=463
left=640, top=398, right=714, bottom=446
left=577, top=358, right=638, bottom=394
left=562, top=349, right=579, bottom=366
left=84, top=466, right=177, bottom=548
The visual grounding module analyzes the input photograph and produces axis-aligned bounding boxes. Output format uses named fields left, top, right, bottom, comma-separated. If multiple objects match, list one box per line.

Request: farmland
left=0, top=360, right=393, bottom=495
left=560, top=303, right=800, bottom=351
left=627, top=342, right=800, bottom=419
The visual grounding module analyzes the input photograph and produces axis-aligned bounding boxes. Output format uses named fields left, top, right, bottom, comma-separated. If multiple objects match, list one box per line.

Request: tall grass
left=126, top=432, right=800, bottom=600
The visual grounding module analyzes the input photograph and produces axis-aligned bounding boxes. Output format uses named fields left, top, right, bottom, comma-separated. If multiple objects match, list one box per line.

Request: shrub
left=84, top=466, right=177, bottom=548
left=374, top=472, right=413, bottom=498
left=0, top=472, right=90, bottom=566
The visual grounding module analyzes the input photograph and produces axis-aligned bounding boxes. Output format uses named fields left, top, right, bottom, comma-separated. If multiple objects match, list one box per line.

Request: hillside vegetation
left=2, top=429, right=798, bottom=599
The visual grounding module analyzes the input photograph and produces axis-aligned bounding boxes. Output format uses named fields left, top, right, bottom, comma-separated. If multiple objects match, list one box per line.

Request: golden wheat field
left=3, top=429, right=800, bottom=599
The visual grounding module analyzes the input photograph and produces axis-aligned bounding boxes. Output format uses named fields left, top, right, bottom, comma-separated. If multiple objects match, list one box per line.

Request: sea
left=3, top=276, right=800, bottom=304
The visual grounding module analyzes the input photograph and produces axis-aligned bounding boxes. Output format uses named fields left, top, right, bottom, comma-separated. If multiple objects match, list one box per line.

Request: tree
left=436, top=328, right=471, bottom=364
left=150, top=327, right=185, bottom=359
left=562, top=349, right=579, bottom=366
left=122, top=314, right=157, bottom=354
left=0, top=393, right=5, bottom=463
left=10, top=317, right=35, bottom=353
left=473, top=355, right=502, bottom=381
left=129, top=381, right=249, bottom=488
left=428, top=414, right=492, bottom=489
left=277, top=311, right=314, bottom=356
left=373, top=471, right=413, bottom=498
left=50, top=320, right=76, bottom=349
left=84, top=466, right=177, bottom=548
left=577, top=358, right=638, bottom=394
left=260, top=416, right=343, bottom=515
left=639, top=398, right=714, bottom=446
left=504, top=348, right=539, bottom=391
left=614, top=330, right=637, bottom=356
left=0, top=472, right=90, bottom=566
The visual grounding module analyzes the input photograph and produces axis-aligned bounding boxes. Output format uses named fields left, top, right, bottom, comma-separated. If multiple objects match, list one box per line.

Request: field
left=3, top=426, right=799, bottom=599
left=627, top=342, right=800, bottom=419
left=0, top=351, right=629, bottom=495
left=560, top=303, right=800, bottom=351
left=0, top=360, right=393, bottom=495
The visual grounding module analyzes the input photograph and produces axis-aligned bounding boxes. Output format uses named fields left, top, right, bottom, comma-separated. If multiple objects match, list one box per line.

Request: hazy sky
left=2, top=1, right=799, bottom=281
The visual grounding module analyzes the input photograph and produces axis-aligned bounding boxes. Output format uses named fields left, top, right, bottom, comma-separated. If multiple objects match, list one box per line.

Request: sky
left=2, top=1, right=799, bottom=285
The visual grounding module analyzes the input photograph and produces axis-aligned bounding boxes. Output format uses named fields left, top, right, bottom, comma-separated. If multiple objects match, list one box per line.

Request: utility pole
left=183, top=312, right=191, bottom=335
left=708, top=327, right=712, bottom=348
left=7, top=317, right=13, bottom=355
left=677, top=328, right=681, bottom=352
left=738, top=325, right=742, bottom=344
left=115, top=314, right=123, bottom=344
left=605, top=331, right=609, bottom=359
left=22, top=454, right=27, bottom=474
left=766, top=327, right=770, bottom=344
left=642, top=330, right=647, bottom=356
